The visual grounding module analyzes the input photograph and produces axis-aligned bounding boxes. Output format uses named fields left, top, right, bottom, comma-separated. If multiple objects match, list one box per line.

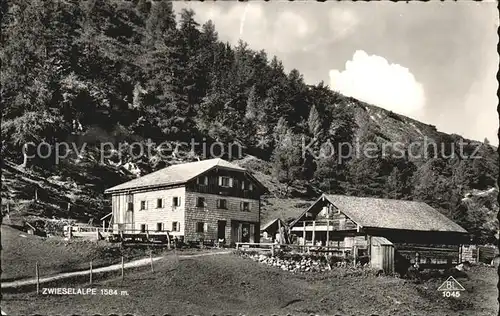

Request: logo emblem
left=438, top=276, right=465, bottom=298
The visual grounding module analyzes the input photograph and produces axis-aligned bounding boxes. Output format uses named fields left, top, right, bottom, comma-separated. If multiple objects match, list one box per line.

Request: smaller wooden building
left=260, top=218, right=289, bottom=243
left=290, top=194, right=469, bottom=273
left=370, top=237, right=394, bottom=274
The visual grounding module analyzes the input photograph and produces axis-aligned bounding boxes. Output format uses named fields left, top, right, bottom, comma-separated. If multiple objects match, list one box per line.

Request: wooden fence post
left=121, top=256, right=124, bottom=281
left=35, top=261, right=40, bottom=294
left=302, top=221, right=306, bottom=246
left=353, top=246, right=357, bottom=267
left=326, top=220, right=329, bottom=247
left=312, top=220, right=316, bottom=246
left=89, top=260, right=93, bottom=285
left=150, top=251, right=154, bottom=273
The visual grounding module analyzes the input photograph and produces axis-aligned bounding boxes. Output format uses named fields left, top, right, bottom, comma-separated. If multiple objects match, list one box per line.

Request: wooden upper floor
left=185, top=168, right=262, bottom=200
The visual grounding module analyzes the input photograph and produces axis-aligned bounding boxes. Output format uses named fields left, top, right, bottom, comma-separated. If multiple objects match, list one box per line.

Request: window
left=218, top=176, right=232, bottom=187
left=241, top=181, right=246, bottom=190
left=248, top=183, right=254, bottom=191
left=196, top=197, right=206, bottom=207
left=156, top=223, right=163, bottom=232
left=157, top=198, right=163, bottom=209
left=140, top=201, right=146, bottom=210
left=172, top=197, right=181, bottom=207
left=196, top=222, right=205, bottom=233
left=241, top=201, right=250, bottom=211
left=217, top=199, right=227, bottom=209
left=197, top=176, right=208, bottom=185
left=140, top=224, right=146, bottom=233
left=172, top=221, right=180, bottom=232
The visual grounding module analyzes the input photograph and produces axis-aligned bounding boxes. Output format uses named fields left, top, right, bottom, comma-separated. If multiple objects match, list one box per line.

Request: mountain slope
left=1, top=0, right=497, bottom=243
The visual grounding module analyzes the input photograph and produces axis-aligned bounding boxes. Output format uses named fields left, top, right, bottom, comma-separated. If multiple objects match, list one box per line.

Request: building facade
left=105, top=158, right=266, bottom=245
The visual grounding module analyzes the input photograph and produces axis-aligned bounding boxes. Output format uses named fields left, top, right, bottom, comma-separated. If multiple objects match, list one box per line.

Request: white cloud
left=329, top=50, right=426, bottom=117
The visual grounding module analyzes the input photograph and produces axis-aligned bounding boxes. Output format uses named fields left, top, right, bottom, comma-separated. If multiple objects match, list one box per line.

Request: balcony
left=188, top=184, right=259, bottom=200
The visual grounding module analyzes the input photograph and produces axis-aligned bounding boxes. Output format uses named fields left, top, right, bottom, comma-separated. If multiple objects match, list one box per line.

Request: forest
left=1, top=0, right=498, bottom=244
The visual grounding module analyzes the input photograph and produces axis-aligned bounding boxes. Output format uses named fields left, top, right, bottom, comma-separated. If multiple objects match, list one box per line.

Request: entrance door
left=241, top=223, right=250, bottom=243
left=217, top=220, right=226, bottom=241
left=124, top=194, right=134, bottom=233
left=125, top=210, right=134, bottom=233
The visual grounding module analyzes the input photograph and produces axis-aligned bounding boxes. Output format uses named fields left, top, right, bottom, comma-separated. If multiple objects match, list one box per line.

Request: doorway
left=125, top=210, right=134, bottom=232
left=217, top=220, right=226, bottom=241
left=241, top=223, right=250, bottom=242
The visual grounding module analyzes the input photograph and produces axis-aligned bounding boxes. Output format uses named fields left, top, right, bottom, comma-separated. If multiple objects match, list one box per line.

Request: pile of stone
left=241, top=252, right=332, bottom=273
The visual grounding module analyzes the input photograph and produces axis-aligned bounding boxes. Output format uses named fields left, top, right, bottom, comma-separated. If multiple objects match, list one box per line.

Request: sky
left=174, top=1, right=499, bottom=145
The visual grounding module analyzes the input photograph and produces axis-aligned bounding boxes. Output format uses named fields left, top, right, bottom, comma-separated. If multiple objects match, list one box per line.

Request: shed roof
left=292, top=194, right=467, bottom=234
left=260, top=218, right=286, bottom=232
left=371, top=236, right=393, bottom=246
left=105, top=158, right=249, bottom=194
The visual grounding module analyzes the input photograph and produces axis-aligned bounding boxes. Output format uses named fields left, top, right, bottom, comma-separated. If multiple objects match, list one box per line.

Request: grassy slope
left=2, top=253, right=497, bottom=316
left=1, top=151, right=133, bottom=228
left=0, top=225, right=148, bottom=281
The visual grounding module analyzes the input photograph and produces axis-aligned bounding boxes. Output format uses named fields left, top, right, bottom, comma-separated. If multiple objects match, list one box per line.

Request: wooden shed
left=260, top=218, right=289, bottom=243
left=370, top=236, right=394, bottom=274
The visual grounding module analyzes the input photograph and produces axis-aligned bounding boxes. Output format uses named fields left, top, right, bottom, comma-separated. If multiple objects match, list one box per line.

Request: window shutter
left=178, top=223, right=181, bottom=232
left=240, top=202, right=243, bottom=211
left=218, top=176, right=222, bottom=186
left=204, top=223, right=208, bottom=232
left=229, top=178, right=234, bottom=187
left=171, top=197, right=175, bottom=207
left=216, top=199, right=220, bottom=208
left=179, top=197, right=182, bottom=206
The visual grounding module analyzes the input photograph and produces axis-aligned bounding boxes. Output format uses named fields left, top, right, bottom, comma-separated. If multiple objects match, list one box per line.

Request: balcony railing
left=188, top=184, right=259, bottom=199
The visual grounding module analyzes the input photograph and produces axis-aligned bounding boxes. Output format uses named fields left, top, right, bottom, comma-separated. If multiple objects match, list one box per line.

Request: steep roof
left=105, top=158, right=247, bottom=194
left=292, top=194, right=467, bottom=233
left=260, top=218, right=286, bottom=232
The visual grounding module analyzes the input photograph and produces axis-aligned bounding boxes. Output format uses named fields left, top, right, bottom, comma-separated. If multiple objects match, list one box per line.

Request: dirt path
left=1, top=251, right=231, bottom=289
